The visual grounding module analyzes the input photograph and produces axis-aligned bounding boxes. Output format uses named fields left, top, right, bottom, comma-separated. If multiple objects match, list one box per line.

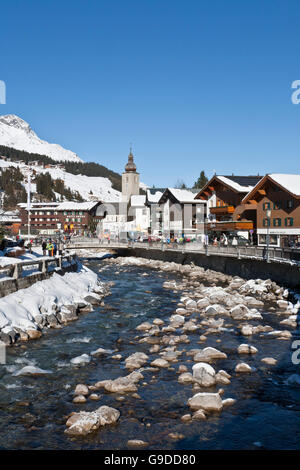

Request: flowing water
left=0, top=259, right=300, bottom=450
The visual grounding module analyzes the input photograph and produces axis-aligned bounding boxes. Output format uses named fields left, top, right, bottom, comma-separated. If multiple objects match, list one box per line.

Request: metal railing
left=66, top=238, right=300, bottom=265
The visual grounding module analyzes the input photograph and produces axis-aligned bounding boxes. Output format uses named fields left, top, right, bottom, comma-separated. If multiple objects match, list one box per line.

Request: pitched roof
left=242, top=173, right=300, bottom=203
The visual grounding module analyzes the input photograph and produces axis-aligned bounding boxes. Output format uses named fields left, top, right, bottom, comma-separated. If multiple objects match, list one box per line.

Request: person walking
left=232, top=236, right=238, bottom=246
left=42, top=239, right=47, bottom=256
left=53, top=241, right=57, bottom=256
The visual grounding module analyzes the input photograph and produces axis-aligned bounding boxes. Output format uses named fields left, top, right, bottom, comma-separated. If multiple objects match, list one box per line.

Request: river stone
left=70, top=354, right=91, bottom=366
left=186, top=300, right=197, bottom=309
left=153, top=318, right=164, bottom=326
left=74, top=384, right=89, bottom=396
left=14, top=366, right=52, bottom=376
left=222, top=398, right=236, bottom=407
left=187, top=392, right=223, bottom=412
left=95, top=371, right=143, bottom=393
left=194, top=347, right=227, bottom=363
left=235, top=362, right=253, bottom=373
left=83, top=293, right=102, bottom=305
left=238, top=344, right=258, bottom=355
left=178, top=372, right=194, bottom=384
left=170, top=314, right=185, bottom=325
left=192, top=409, right=206, bottom=420
left=215, top=370, right=231, bottom=385
left=230, top=304, right=249, bottom=320
left=125, top=352, right=149, bottom=370
left=192, top=363, right=216, bottom=387
left=65, top=406, right=120, bottom=436
left=197, top=298, right=210, bottom=309
left=241, top=325, right=254, bottom=336
left=73, top=395, right=87, bottom=404
left=136, top=322, right=152, bottom=332
left=277, top=300, right=290, bottom=309
left=91, top=347, right=113, bottom=357
left=261, top=357, right=277, bottom=365
left=26, top=329, right=42, bottom=340
left=127, top=440, right=149, bottom=448
left=150, top=358, right=169, bottom=368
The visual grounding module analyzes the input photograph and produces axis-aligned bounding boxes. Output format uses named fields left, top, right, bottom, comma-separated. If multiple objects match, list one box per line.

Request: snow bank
left=0, top=264, right=102, bottom=335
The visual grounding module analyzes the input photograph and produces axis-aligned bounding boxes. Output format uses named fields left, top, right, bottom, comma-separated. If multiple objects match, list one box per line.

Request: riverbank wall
left=116, top=247, right=300, bottom=289
left=0, top=254, right=78, bottom=298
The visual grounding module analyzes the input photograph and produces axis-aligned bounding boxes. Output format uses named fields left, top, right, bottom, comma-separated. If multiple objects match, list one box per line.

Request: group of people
left=42, top=239, right=64, bottom=257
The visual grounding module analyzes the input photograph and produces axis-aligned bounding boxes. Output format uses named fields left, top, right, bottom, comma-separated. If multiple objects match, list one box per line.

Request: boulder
left=237, top=344, right=258, bottom=355
left=150, top=358, right=169, bottom=368
left=70, top=354, right=91, bottom=366
left=178, top=372, right=194, bottom=384
left=14, top=366, right=52, bottom=376
left=192, top=363, right=216, bottom=387
left=194, top=347, right=227, bottom=363
left=235, top=362, right=253, bottom=373
left=65, top=406, right=120, bottom=436
left=230, top=304, right=249, bottom=320
left=125, top=352, right=149, bottom=370
left=187, top=392, right=223, bottom=412
left=74, top=384, right=89, bottom=396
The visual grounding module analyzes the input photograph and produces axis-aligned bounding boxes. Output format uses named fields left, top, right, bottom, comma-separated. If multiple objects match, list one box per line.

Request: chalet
left=158, top=188, right=206, bottom=239
left=242, top=174, right=300, bottom=248
left=194, top=174, right=262, bottom=241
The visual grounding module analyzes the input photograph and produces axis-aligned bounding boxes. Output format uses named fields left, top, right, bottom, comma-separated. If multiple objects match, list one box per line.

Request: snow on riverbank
left=0, top=263, right=107, bottom=344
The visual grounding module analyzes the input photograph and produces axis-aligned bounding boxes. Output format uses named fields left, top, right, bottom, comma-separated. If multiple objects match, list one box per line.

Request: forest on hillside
left=0, top=145, right=122, bottom=191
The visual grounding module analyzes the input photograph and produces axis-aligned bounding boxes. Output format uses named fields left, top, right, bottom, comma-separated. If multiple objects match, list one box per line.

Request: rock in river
left=65, top=406, right=120, bottom=436
left=188, top=392, right=223, bottom=412
left=14, top=366, right=53, bottom=377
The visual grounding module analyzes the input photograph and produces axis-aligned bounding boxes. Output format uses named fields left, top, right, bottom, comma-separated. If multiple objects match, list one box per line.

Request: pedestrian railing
left=67, top=238, right=300, bottom=265
left=0, top=253, right=77, bottom=281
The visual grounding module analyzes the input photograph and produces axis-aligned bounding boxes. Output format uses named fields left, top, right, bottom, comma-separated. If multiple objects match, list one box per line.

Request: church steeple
left=125, top=147, right=137, bottom=173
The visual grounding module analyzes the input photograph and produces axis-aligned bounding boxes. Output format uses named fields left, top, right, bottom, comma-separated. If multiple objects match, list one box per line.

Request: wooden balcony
left=205, top=220, right=254, bottom=232
left=210, top=205, right=235, bottom=215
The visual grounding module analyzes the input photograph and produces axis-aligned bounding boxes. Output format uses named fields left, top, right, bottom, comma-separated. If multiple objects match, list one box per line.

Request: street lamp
left=266, top=209, right=271, bottom=263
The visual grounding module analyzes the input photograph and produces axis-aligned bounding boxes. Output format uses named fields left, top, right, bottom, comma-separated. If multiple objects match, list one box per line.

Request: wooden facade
left=242, top=175, right=300, bottom=247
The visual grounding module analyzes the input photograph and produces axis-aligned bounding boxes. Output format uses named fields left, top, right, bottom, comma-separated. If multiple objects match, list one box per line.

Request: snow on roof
left=56, top=201, right=99, bottom=211
left=217, top=176, right=254, bottom=193
left=146, top=189, right=164, bottom=203
left=131, top=195, right=146, bottom=206
left=268, top=174, right=300, bottom=197
left=168, top=188, right=205, bottom=203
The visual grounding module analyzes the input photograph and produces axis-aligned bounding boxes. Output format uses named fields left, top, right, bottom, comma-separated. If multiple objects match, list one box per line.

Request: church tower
left=122, top=148, right=140, bottom=202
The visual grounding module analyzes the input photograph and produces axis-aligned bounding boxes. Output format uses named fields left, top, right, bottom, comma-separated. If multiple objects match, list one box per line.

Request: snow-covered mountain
left=0, top=114, right=82, bottom=163
left=0, top=159, right=121, bottom=202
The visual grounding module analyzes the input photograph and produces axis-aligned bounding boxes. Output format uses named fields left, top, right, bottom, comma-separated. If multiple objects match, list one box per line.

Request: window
left=273, top=218, right=281, bottom=227
left=263, top=218, right=270, bottom=227
left=285, top=217, right=294, bottom=226
left=273, top=202, right=281, bottom=210
left=287, top=200, right=294, bottom=209
left=263, top=202, right=271, bottom=210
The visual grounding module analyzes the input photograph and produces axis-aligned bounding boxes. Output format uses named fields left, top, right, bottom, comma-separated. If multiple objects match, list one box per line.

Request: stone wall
left=0, top=258, right=78, bottom=298
left=116, top=247, right=300, bottom=289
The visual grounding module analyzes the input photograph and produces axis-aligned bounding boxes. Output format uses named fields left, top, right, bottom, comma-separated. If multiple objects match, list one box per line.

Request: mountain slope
left=0, top=114, right=82, bottom=163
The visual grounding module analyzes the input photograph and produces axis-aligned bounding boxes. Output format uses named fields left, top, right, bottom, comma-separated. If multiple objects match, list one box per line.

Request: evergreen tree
left=193, top=170, right=208, bottom=189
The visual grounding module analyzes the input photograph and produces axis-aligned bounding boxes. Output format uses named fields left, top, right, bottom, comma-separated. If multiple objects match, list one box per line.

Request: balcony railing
left=206, top=220, right=254, bottom=231
left=209, top=205, right=235, bottom=215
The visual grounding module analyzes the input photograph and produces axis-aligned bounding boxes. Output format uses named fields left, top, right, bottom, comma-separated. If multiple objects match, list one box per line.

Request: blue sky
left=1, top=0, right=300, bottom=187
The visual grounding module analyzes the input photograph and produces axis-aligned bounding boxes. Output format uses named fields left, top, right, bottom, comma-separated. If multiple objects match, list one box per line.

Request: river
left=0, top=258, right=300, bottom=450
